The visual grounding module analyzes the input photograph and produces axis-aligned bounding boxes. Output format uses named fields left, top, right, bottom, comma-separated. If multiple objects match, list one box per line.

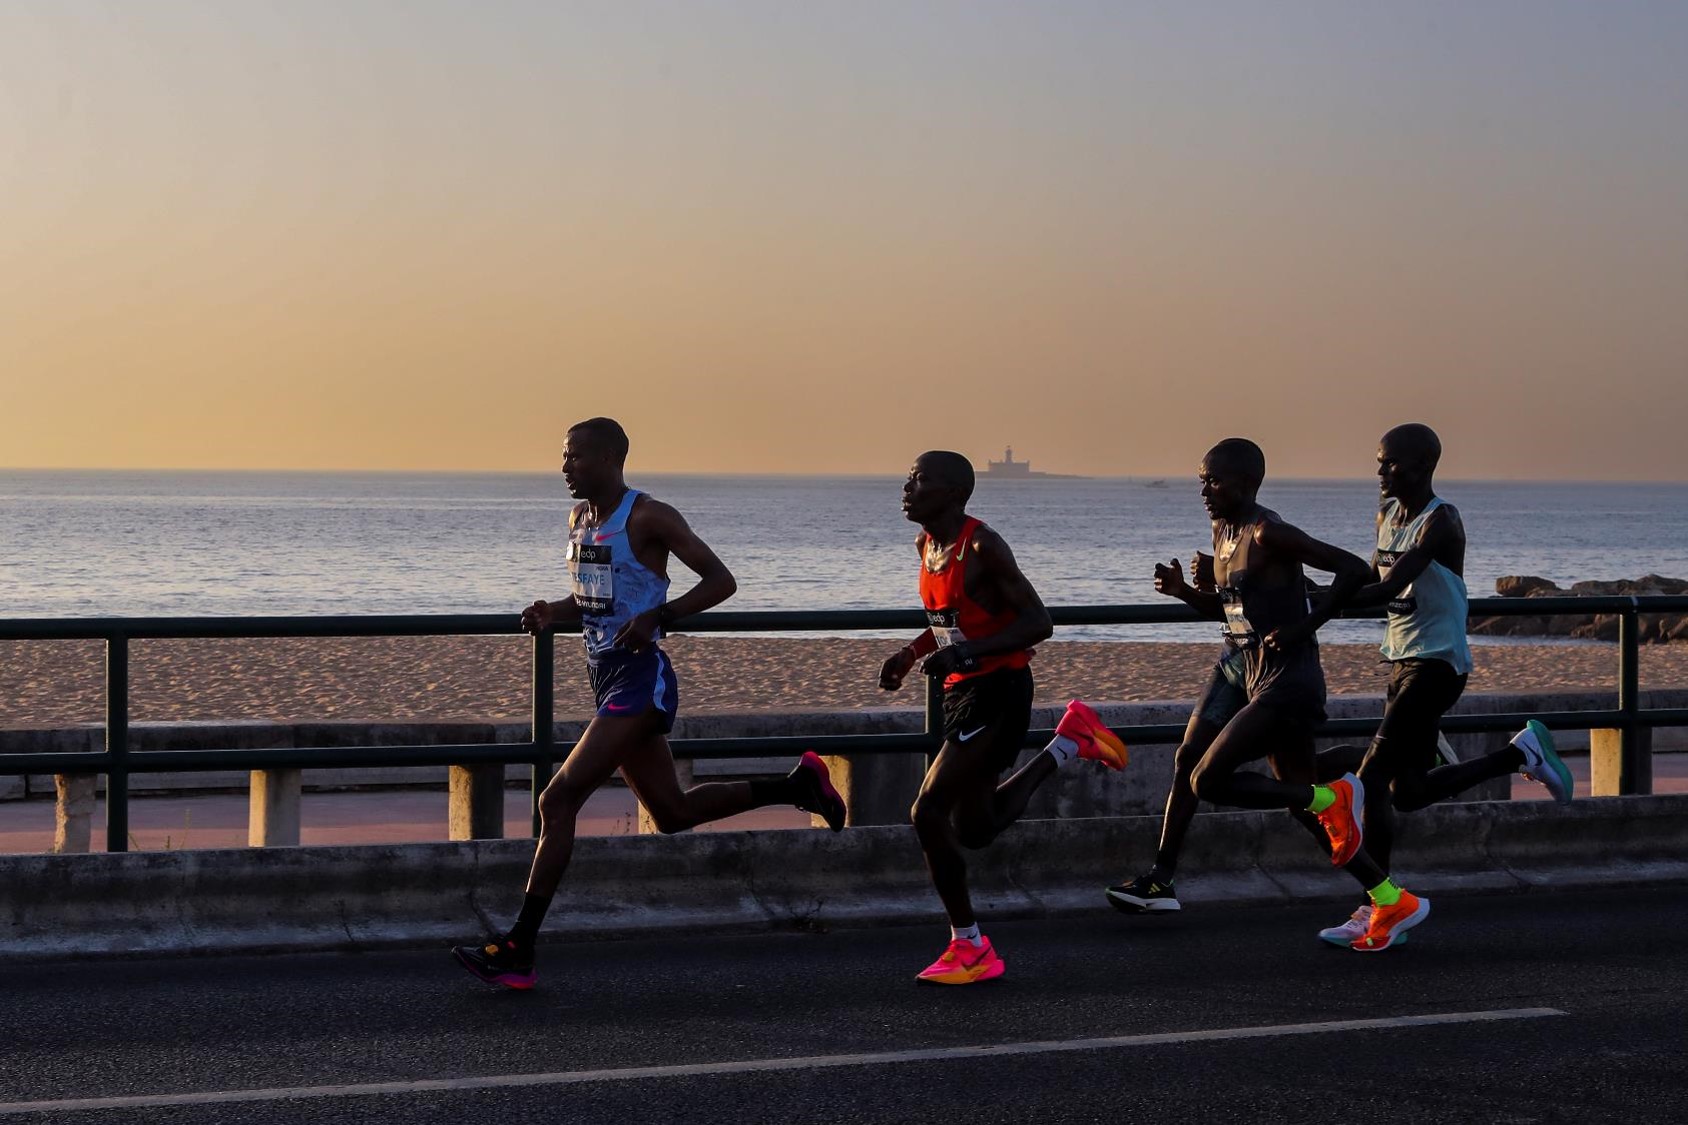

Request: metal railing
left=3, top=595, right=1686, bottom=851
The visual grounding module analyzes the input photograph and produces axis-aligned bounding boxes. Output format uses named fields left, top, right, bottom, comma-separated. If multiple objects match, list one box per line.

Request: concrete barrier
left=2, top=794, right=1685, bottom=960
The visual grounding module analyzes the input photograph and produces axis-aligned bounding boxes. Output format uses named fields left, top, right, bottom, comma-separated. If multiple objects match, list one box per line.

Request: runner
left=453, top=418, right=846, bottom=990
left=881, top=451, right=1128, bottom=984
left=1104, top=551, right=1246, bottom=914
left=1311, top=423, right=1572, bottom=947
left=1113, top=438, right=1428, bottom=951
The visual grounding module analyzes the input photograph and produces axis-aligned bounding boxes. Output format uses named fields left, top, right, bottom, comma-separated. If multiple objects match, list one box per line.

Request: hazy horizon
left=5, top=2, right=1686, bottom=481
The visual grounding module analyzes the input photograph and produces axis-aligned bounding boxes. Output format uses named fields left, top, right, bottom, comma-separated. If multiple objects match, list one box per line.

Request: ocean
left=3, top=470, right=1685, bottom=644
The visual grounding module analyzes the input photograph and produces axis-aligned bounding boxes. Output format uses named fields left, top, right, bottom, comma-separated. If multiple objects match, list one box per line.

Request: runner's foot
left=1055, top=700, right=1129, bottom=770
left=1106, top=874, right=1181, bottom=914
left=1315, top=773, right=1366, bottom=867
left=1512, top=720, right=1573, bottom=804
left=915, top=937, right=1006, bottom=985
left=791, top=750, right=848, bottom=831
left=452, top=938, right=536, bottom=990
left=1351, top=891, right=1429, bottom=952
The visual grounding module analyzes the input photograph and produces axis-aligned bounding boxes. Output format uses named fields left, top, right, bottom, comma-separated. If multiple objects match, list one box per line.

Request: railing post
left=248, top=768, right=303, bottom=847
left=105, top=634, right=129, bottom=853
left=1593, top=600, right=1652, bottom=797
left=531, top=629, right=555, bottom=837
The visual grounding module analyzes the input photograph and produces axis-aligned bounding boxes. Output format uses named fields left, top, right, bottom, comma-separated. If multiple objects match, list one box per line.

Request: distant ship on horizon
left=981, top=447, right=1086, bottom=480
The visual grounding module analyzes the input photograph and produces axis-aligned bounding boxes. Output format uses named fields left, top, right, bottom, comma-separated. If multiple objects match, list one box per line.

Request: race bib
left=568, top=542, right=615, bottom=614
left=1219, top=588, right=1258, bottom=647
left=1377, top=551, right=1417, bottom=615
left=926, top=609, right=967, bottom=649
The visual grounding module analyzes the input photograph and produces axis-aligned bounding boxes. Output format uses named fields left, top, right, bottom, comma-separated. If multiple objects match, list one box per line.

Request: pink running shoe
left=1055, top=700, right=1129, bottom=770
left=916, top=937, right=1007, bottom=985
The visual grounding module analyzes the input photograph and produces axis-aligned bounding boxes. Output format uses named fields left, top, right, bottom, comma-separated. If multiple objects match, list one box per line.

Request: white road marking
left=0, top=1008, right=1565, bottom=1116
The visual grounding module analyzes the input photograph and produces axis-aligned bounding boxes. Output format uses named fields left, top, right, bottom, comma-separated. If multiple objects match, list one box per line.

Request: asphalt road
left=1, top=886, right=1683, bottom=1124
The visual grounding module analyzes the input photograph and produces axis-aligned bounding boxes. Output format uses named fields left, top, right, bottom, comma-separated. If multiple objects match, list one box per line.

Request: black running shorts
left=942, top=666, right=1035, bottom=773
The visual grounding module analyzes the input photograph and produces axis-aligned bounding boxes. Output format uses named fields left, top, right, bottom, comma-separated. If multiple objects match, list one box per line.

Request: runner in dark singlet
left=1131, top=438, right=1431, bottom=950
left=1312, top=424, right=1573, bottom=947
left=452, top=418, right=847, bottom=990
left=879, top=451, right=1128, bottom=984
left=1105, top=551, right=1247, bottom=913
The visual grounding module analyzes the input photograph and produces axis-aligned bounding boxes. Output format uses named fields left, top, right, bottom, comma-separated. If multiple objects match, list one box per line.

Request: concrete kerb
left=3, top=794, right=1687, bottom=961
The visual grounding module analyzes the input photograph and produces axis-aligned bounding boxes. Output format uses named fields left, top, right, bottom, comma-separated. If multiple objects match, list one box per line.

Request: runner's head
left=1198, top=439, right=1264, bottom=522
left=562, top=417, right=630, bottom=499
left=903, top=451, right=974, bottom=525
left=1377, top=423, right=1441, bottom=501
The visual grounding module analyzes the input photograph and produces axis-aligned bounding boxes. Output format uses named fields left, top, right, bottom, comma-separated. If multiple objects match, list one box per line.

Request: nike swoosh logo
left=956, top=726, right=988, bottom=743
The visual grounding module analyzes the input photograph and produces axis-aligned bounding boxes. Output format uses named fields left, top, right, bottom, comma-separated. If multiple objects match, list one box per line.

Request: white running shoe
left=1511, top=720, right=1574, bottom=804
left=1318, top=904, right=1372, bottom=947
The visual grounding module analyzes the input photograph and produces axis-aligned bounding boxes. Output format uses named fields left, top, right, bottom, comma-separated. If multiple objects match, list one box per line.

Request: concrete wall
left=2, top=795, right=1685, bottom=960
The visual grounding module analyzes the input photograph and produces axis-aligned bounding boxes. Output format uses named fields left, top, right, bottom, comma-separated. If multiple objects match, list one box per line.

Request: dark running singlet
left=918, top=517, right=1034, bottom=689
left=1212, top=505, right=1327, bottom=717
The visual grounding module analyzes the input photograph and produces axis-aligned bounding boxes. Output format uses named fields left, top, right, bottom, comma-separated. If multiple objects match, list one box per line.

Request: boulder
left=1478, top=575, right=1688, bottom=644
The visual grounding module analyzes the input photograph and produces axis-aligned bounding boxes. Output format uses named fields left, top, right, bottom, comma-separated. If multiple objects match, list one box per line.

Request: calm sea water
left=3, top=471, right=1686, bottom=644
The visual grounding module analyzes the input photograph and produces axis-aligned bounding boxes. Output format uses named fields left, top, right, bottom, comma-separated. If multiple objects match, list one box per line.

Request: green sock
left=1369, top=878, right=1402, bottom=907
left=1306, top=785, right=1335, bottom=814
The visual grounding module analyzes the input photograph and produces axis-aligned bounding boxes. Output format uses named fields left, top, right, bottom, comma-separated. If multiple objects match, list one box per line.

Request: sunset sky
left=2, top=2, right=1685, bottom=479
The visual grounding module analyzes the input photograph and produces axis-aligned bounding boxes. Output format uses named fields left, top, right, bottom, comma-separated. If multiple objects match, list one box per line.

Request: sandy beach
left=2, top=635, right=1685, bottom=728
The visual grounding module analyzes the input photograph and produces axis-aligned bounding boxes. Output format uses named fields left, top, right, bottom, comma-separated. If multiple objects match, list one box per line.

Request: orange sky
left=3, top=3, right=1686, bottom=480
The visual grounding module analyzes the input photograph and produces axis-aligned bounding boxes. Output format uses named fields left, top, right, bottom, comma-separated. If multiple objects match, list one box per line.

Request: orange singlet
left=917, top=516, right=1034, bottom=688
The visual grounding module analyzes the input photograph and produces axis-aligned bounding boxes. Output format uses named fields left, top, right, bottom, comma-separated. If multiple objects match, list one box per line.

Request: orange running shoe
left=1055, top=700, right=1129, bottom=771
left=1315, top=773, right=1365, bottom=867
left=1351, top=890, right=1430, bottom=952
left=915, top=937, right=1006, bottom=985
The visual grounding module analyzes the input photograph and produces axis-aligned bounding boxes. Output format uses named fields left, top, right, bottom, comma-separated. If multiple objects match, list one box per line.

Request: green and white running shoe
left=1512, top=720, right=1574, bottom=804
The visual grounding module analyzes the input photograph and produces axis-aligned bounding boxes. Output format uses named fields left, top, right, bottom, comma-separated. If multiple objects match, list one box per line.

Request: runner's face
left=561, top=432, right=613, bottom=499
left=902, top=460, right=957, bottom=524
left=1198, top=457, right=1250, bottom=522
left=1376, top=437, right=1429, bottom=500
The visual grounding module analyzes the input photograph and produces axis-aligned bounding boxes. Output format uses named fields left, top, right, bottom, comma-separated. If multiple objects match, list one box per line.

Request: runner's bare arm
left=1350, top=505, right=1462, bottom=607
left=520, top=596, right=582, bottom=634
left=612, top=501, right=737, bottom=650
left=881, top=531, right=944, bottom=689
left=1256, top=520, right=1370, bottom=651
left=949, top=528, right=1053, bottom=660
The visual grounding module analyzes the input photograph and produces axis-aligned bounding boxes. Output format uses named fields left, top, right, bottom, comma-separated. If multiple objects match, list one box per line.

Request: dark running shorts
left=942, top=666, right=1036, bottom=773
left=587, top=647, right=680, bottom=734
left=1194, top=650, right=1249, bottom=728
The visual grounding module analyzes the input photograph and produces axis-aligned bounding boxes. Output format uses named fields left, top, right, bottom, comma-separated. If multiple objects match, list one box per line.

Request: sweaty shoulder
left=627, top=495, right=684, bottom=533
left=1420, top=500, right=1464, bottom=542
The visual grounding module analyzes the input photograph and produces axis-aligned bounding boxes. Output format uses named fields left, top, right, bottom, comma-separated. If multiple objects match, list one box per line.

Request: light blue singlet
left=567, top=489, right=670, bottom=662
left=1377, top=496, right=1473, bottom=675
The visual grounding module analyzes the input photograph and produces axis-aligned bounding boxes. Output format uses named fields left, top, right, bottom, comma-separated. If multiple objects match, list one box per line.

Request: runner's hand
left=921, top=644, right=978, bottom=680
left=879, top=647, right=917, bottom=691
left=612, top=609, right=661, bottom=653
left=1190, top=552, right=1216, bottom=592
left=1263, top=622, right=1310, bottom=654
left=1153, top=558, right=1187, bottom=597
left=520, top=600, right=554, bottom=634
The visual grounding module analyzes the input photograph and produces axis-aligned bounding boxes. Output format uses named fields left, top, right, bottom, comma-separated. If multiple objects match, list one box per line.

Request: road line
left=0, top=1007, right=1565, bottom=1116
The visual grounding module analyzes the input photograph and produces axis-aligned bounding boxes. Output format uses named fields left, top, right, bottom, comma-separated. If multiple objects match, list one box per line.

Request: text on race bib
left=926, top=609, right=968, bottom=649
left=568, top=542, right=615, bottom=614
left=1219, top=588, right=1258, bottom=647
left=1377, top=551, right=1418, bottom=615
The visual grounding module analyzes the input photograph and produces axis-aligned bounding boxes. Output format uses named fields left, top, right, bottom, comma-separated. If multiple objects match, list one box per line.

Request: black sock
left=506, top=892, right=553, bottom=950
left=748, top=776, right=797, bottom=807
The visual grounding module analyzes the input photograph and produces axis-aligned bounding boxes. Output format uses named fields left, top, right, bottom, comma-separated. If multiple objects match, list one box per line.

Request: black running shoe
left=1106, top=875, right=1181, bottom=914
left=791, top=750, right=847, bottom=832
left=452, top=937, right=536, bottom=989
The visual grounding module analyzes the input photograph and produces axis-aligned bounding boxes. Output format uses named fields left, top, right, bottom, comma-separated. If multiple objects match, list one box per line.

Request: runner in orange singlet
left=879, top=451, right=1129, bottom=985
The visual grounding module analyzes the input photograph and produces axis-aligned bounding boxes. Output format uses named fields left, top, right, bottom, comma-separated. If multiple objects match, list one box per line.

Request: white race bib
left=1220, top=588, right=1257, bottom=646
left=568, top=542, right=615, bottom=614
left=926, top=609, right=967, bottom=649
